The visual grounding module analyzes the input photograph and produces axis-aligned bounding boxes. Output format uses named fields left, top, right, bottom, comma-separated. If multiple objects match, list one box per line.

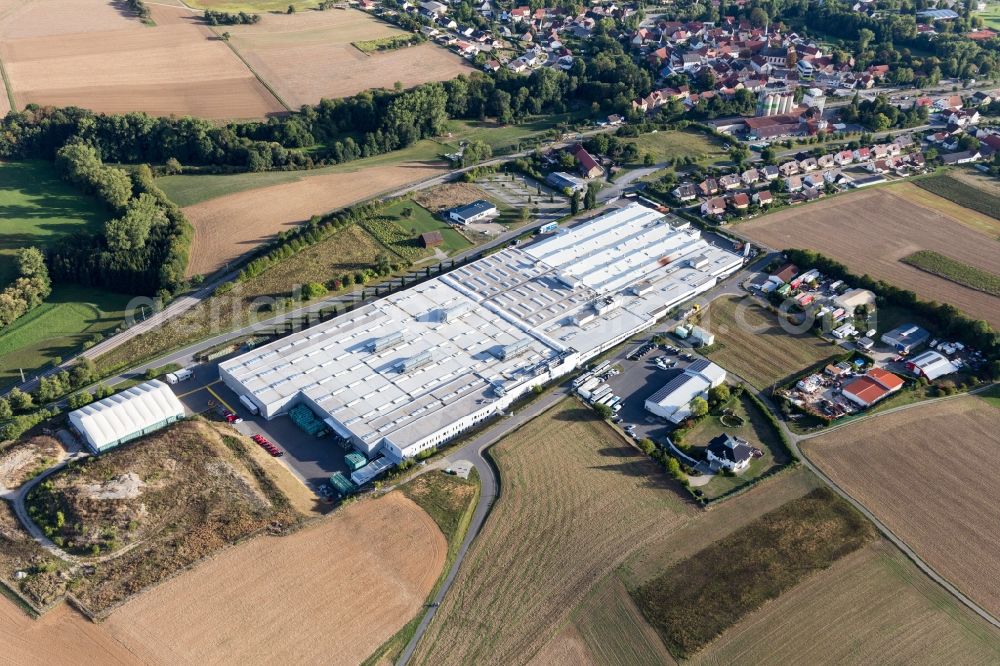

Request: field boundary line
left=210, top=28, right=292, bottom=113
left=0, top=53, right=16, bottom=114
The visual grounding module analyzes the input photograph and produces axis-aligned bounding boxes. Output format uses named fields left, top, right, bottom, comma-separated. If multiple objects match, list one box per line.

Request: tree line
left=203, top=9, right=260, bottom=25
left=0, top=248, right=51, bottom=328
left=48, top=145, right=192, bottom=297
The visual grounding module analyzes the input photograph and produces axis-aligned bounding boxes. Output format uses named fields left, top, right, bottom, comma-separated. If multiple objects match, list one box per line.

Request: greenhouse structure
left=69, top=380, right=186, bottom=454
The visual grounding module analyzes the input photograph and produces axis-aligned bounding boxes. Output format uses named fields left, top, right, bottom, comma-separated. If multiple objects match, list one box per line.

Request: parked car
left=224, top=411, right=242, bottom=424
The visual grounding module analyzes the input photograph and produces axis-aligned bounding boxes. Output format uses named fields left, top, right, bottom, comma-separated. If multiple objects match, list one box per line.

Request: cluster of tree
left=47, top=159, right=192, bottom=296
left=457, top=139, right=492, bottom=167
left=785, top=248, right=1000, bottom=375
left=125, top=0, right=150, bottom=20
left=840, top=93, right=928, bottom=131
left=55, top=143, right=132, bottom=212
left=583, top=134, right=641, bottom=164
left=203, top=9, right=260, bottom=25
left=0, top=358, right=106, bottom=439
left=0, top=248, right=51, bottom=328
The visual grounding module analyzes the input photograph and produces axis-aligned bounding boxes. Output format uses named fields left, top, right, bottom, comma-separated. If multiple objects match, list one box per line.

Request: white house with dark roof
left=705, top=433, right=754, bottom=471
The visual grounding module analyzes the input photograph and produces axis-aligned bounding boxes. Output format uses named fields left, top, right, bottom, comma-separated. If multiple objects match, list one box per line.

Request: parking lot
left=476, top=173, right=570, bottom=225
left=170, top=362, right=350, bottom=494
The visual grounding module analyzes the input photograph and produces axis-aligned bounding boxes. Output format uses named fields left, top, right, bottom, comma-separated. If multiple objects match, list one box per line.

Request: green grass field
left=0, top=160, right=106, bottom=285
left=0, top=285, right=131, bottom=387
left=353, top=34, right=419, bottom=54
left=633, top=487, right=875, bottom=659
left=901, top=250, right=1000, bottom=296
left=626, top=129, right=728, bottom=166
left=678, top=392, right=790, bottom=500
left=383, top=200, right=470, bottom=254
left=441, top=112, right=588, bottom=154
left=977, top=2, right=1000, bottom=29
left=157, top=140, right=448, bottom=207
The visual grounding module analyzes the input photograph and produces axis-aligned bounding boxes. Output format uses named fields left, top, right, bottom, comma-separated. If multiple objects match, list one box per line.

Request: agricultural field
left=894, top=179, right=1000, bottom=238
left=0, top=1, right=282, bottom=119
left=224, top=10, right=472, bottom=108
left=676, top=391, right=791, bottom=499
left=913, top=171, right=1000, bottom=226
left=0, top=285, right=132, bottom=388
left=24, top=419, right=301, bottom=613
left=700, top=296, right=842, bottom=389
left=901, top=250, right=1000, bottom=296
left=411, top=399, right=693, bottom=665
left=0, top=160, right=106, bottom=286
left=804, top=393, right=1000, bottom=618
left=104, top=491, right=446, bottom=665
left=179, top=157, right=447, bottom=276
left=691, top=541, right=1000, bottom=664
left=632, top=487, right=875, bottom=659
left=739, top=187, right=1000, bottom=327
left=978, top=1, right=1000, bottom=29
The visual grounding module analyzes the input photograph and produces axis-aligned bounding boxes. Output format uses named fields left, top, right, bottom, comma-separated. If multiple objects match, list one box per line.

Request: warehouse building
left=220, top=203, right=743, bottom=471
left=645, top=359, right=727, bottom=423
left=881, top=323, right=930, bottom=353
left=449, top=200, right=498, bottom=225
left=905, top=350, right=958, bottom=381
left=69, top=380, right=186, bottom=455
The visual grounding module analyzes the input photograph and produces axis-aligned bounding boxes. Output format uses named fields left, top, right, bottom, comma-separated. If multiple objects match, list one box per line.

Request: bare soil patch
left=804, top=395, right=1000, bottom=617
left=0, top=435, right=66, bottom=490
left=413, top=182, right=491, bottom=213
left=739, top=187, right=1000, bottom=327
left=0, top=500, right=69, bottom=607
left=0, top=3, right=281, bottom=119
left=691, top=541, right=1000, bottom=665
left=184, top=161, right=445, bottom=276
left=105, top=491, right=445, bottom=665
left=0, top=595, right=136, bottom=665
left=226, top=9, right=472, bottom=107
left=411, top=399, right=692, bottom=666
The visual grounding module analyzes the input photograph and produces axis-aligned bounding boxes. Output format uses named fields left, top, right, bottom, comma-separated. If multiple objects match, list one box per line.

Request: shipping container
left=344, top=452, right=367, bottom=471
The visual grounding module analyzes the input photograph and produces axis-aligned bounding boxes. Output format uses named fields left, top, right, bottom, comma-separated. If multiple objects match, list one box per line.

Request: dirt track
left=739, top=187, right=1000, bottom=327
left=184, top=161, right=446, bottom=276
left=804, top=395, right=1000, bottom=618
left=104, top=492, right=445, bottom=665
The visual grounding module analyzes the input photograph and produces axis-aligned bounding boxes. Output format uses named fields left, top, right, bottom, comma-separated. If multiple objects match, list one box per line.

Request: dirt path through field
left=184, top=161, right=446, bottom=276
left=104, top=491, right=445, bottom=665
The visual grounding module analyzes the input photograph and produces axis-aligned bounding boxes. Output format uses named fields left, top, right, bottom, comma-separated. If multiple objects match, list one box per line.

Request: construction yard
left=411, top=399, right=692, bottom=666
left=0, top=0, right=282, bottom=119
left=739, top=187, right=1000, bottom=327
left=700, top=295, right=842, bottom=389
left=223, top=9, right=472, bottom=108
left=804, top=393, right=1000, bottom=618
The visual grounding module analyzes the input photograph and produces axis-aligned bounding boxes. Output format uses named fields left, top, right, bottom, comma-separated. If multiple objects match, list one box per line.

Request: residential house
left=698, top=178, right=720, bottom=196
left=785, top=175, right=803, bottom=192
left=718, top=174, right=742, bottom=191
left=834, top=149, right=854, bottom=166
left=705, top=434, right=754, bottom=472
left=754, top=190, right=773, bottom=206
left=799, top=156, right=818, bottom=171
left=778, top=161, right=799, bottom=177
left=700, top=196, right=727, bottom=216
left=569, top=144, right=604, bottom=178
left=730, top=192, right=750, bottom=210
left=672, top=183, right=698, bottom=201
left=741, top=168, right=760, bottom=185
left=762, top=165, right=779, bottom=180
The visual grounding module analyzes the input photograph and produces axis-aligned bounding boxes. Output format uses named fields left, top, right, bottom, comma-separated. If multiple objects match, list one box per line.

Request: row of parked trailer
left=572, top=366, right=623, bottom=412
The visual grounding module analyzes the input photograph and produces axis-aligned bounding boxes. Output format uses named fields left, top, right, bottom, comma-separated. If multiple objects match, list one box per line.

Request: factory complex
left=219, top=203, right=744, bottom=477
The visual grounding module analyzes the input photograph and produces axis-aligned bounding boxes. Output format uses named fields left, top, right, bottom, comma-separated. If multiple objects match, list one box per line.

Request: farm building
left=841, top=368, right=904, bottom=407
left=834, top=288, right=876, bottom=313
left=881, top=324, right=930, bottom=353
left=906, top=350, right=958, bottom=380
left=645, top=359, right=726, bottom=423
left=219, top=203, right=743, bottom=473
left=68, top=380, right=186, bottom=455
left=705, top=433, right=753, bottom=472
left=449, top=200, right=498, bottom=225
left=420, top=231, right=444, bottom=248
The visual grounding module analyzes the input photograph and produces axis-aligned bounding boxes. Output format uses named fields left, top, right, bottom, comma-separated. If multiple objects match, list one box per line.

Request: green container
left=330, top=472, right=356, bottom=497
left=345, top=452, right=367, bottom=472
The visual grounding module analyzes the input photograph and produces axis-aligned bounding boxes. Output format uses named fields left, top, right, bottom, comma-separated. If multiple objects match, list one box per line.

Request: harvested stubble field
left=739, top=187, right=1000, bottom=327
left=894, top=180, right=1000, bottom=238
left=184, top=160, right=446, bottom=276
left=411, top=399, right=693, bottom=666
left=701, top=296, right=841, bottom=389
left=690, top=541, right=1000, bottom=665
left=633, top=487, right=875, bottom=659
left=0, top=1, right=282, bottom=119
left=413, top=182, right=493, bottom=213
left=225, top=9, right=472, bottom=107
left=804, top=394, right=1000, bottom=617
left=104, top=491, right=446, bottom=665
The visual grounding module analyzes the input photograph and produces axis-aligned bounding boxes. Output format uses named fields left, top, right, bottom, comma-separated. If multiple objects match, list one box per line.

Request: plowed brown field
left=184, top=160, right=445, bottom=276
left=739, top=187, right=1000, bottom=327
left=226, top=9, right=472, bottom=107
left=804, top=394, right=1000, bottom=617
left=104, top=492, right=445, bottom=665
left=0, top=1, right=282, bottom=118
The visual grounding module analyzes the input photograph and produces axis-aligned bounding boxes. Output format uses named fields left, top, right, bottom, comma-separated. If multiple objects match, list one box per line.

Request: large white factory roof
left=220, top=203, right=744, bottom=459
